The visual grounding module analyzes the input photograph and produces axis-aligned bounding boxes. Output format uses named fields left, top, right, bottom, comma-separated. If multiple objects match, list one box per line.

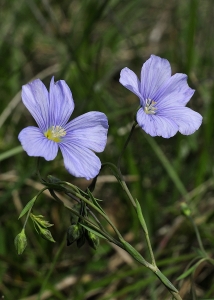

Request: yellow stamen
left=44, top=125, right=66, bottom=142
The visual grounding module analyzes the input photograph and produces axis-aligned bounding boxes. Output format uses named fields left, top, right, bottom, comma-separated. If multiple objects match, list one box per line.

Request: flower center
left=44, top=125, right=66, bottom=142
left=144, top=98, right=157, bottom=115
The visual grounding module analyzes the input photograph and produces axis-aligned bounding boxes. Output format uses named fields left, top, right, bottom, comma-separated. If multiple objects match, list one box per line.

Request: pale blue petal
left=59, top=143, right=101, bottom=179
left=119, top=67, right=142, bottom=101
left=137, top=108, right=178, bottom=138
left=63, top=112, right=108, bottom=152
left=154, top=73, right=195, bottom=108
left=18, top=126, right=58, bottom=160
left=159, top=106, right=203, bottom=135
left=21, top=79, right=49, bottom=132
left=141, top=55, right=171, bottom=101
left=49, top=77, right=74, bottom=126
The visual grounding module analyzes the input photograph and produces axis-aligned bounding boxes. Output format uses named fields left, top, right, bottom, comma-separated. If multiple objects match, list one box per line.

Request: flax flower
left=18, top=78, right=108, bottom=179
left=119, top=55, right=202, bottom=138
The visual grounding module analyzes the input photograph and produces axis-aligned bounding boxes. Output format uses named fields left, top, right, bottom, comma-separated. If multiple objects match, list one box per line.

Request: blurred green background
left=1, top=0, right=214, bottom=299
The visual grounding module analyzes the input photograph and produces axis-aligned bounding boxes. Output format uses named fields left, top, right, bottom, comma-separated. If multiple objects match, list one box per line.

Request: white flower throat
left=44, top=125, right=66, bottom=142
left=144, top=98, right=157, bottom=115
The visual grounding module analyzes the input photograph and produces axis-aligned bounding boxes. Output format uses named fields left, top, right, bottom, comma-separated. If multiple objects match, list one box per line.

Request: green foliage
left=1, top=0, right=214, bottom=299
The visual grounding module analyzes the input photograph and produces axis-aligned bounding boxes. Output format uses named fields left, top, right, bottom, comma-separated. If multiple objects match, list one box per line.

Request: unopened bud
left=30, top=214, right=53, bottom=228
left=86, top=231, right=99, bottom=250
left=180, top=202, right=191, bottom=217
left=76, top=233, right=86, bottom=248
left=67, top=224, right=81, bottom=246
left=70, top=204, right=82, bottom=225
left=14, top=229, right=27, bottom=255
left=47, top=175, right=61, bottom=183
left=40, top=227, right=55, bottom=243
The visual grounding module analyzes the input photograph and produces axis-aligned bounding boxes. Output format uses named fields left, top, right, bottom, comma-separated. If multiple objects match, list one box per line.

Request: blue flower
left=119, top=55, right=202, bottom=138
left=18, top=77, right=108, bottom=179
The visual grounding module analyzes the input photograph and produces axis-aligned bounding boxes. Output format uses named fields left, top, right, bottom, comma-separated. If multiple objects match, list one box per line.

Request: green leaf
left=121, top=239, right=148, bottom=266
left=87, top=189, right=105, bottom=214
left=155, top=269, right=178, bottom=292
left=18, top=196, right=37, bottom=219
left=176, top=264, right=197, bottom=280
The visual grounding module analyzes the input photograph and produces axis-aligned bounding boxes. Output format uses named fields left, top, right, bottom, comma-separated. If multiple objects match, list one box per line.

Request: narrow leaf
left=176, top=264, right=197, bottom=280
left=135, top=199, right=147, bottom=233
left=18, top=196, right=37, bottom=219
left=155, top=269, right=178, bottom=292
left=87, top=189, right=105, bottom=213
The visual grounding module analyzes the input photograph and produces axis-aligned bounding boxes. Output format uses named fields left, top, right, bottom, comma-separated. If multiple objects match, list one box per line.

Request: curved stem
left=188, top=215, right=207, bottom=256
left=36, top=157, right=46, bottom=184
left=49, top=189, right=123, bottom=248
left=117, top=121, right=137, bottom=171
left=121, top=180, right=156, bottom=267
left=48, top=184, right=181, bottom=298
left=65, top=191, right=106, bottom=232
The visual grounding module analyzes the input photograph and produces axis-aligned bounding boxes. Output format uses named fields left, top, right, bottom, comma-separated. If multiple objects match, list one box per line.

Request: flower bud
left=47, top=175, right=61, bottom=183
left=14, top=229, right=27, bottom=255
left=76, top=233, right=86, bottom=248
left=31, top=213, right=53, bottom=228
left=67, top=224, right=81, bottom=246
left=39, top=227, right=55, bottom=243
left=70, top=204, right=82, bottom=225
left=86, top=231, right=99, bottom=250
left=180, top=202, right=191, bottom=217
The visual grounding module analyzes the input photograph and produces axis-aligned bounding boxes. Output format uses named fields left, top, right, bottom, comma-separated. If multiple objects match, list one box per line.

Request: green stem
left=117, top=121, right=137, bottom=171
left=71, top=188, right=124, bottom=240
left=36, top=157, right=45, bottom=183
left=145, top=230, right=156, bottom=267
left=23, top=187, right=47, bottom=229
left=188, top=215, right=207, bottom=256
left=144, top=133, right=208, bottom=262
left=49, top=189, right=123, bottom=248
left=144, top=134, right=188, bottom=198
left=23, top=207, right=32, bottom=229
left=102, top=162, right=157, bottom=267
left=120, top=179, right=137, bottom=207
left=49, top=184, right=181, bottom=299
left=121, top=180, right=156, bottom=267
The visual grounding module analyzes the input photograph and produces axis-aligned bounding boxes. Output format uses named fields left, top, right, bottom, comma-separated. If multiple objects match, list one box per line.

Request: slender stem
left=73, top=190, right=124, bottom=240
left=117, top=121, right=137, bottom=171
left=109, top=121, right=157, bottom=266
left=49, top=189, right=123, bottom=248
left=144, top=133, right=208, bottom=262
left=144, top=134, right=187, bottom=198
left=23, top=207, right=32, bottom=229
left=171, top=291, right=182, bottom=300
left=145, top=231, right=156, bottom=267
left=65, top=191, right=106, bottom=232
left=120, top=179, right=137, bottom=207
left=23, top=187, right=48, bottom=229
left=48, top=184, right=182, bottom=299
left=121, top=179, right=156, bottom=266
left=188, top=215, right=206, bottom=255
left=36, top=157, right=45, bottom=183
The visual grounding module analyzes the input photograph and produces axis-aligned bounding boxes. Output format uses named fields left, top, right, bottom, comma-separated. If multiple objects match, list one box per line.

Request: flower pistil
left=44, top=125, right=66, bottom=142
left=144, top=98, right=157, bottom=115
